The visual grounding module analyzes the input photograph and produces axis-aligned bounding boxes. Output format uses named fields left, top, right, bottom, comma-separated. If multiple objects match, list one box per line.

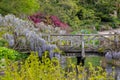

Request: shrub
left=0, top=47, right=29, bottom=69
left=0, top=52, right=115, bottom=80
left=0, top=0, right=40, bottom=16
left=0, top=47, right=19, bottom=60
left=28, top=13, right=69, bottom=29
left=37, top=0, right=80, bottom=30
left=0, top=39, right=8, bottom=47
left=0, top=47, right=19, bottom=69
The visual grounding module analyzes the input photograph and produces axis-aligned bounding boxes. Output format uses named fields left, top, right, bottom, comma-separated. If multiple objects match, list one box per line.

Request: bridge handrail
left=41, top=33, right=120, bottom=36
left=51, top=34, right=116, bottom=36
left=41, top=33, right=120, bottom=57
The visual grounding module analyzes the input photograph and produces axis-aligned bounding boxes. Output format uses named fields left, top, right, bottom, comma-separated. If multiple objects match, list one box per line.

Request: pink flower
left=28, top=13, right=69, bottom=28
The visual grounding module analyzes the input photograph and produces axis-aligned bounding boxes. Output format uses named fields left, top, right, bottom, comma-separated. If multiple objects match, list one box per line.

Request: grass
left=85, top=56, right=102, bottom=67
left=70, top=56, right=102, bottom=67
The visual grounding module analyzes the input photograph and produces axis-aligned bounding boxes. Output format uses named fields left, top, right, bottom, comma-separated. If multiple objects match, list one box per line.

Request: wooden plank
left=49, top=34, right=118, bottom=36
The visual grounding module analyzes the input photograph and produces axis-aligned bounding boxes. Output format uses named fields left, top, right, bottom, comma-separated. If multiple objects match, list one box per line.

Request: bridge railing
left=42, top=33, right=120, bottom=49
left=41, top=33, right=120, bottom=57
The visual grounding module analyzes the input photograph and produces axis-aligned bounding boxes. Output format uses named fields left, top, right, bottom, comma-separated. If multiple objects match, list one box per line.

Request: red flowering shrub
left=50, top=15, right=69, bottom=29
left=28, top=13, right=45, bottom=23
left=28, top=13, right=69, bottom=29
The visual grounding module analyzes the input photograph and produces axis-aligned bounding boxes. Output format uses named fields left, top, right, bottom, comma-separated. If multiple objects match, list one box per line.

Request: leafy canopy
left=0, top=0, right=40, bottom=15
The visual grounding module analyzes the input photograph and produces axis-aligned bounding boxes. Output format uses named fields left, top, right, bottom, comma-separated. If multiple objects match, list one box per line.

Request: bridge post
left=76, top=34, right=85, bottom=66
left=114, top=32, right=119, bottom=50
left=81, top=35, right=85, bottom=58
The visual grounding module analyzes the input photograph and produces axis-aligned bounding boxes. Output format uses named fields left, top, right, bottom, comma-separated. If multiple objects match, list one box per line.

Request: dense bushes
left=0, top=0, right=39, bottom=16
left=0, top=39, right=7, bottom=47
left=38, top=0, right=80, bottom=30
left=0, top=0, right=120, bottom=31
left=0, top=47, right=28, bottom=61
left=0, top=53, right=115, bottom=80
left=0, top=47, right=19, bottom=68
left=0, top=47, right=19, bottom=60
left=37, top=0, right=120, bottom=31
left=78, top=0, right=120, bottom=30
left=28, top=13, right=69, bottom=29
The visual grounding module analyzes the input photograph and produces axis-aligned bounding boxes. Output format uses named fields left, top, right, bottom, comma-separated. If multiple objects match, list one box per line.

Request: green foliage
left=85, top=56, right=102, bottom=67
left=78, top=0, right=120, bottom=30
left=38, top=0, right=80, bottom=30
left=0, top=0, right=119, bottom=31
left=77, top=7, right=95, bottom=23
left=98, top=47, right=105, bottom=53
left=0, top=47, right=28, bottom=60
left=0, top=26, right=12, bottom=47
left=0, top=47, right=19, bottom=60
left=0, top=52, right=115, bottom=80
left=0, top=39, right=8, bottom=47
left=70, top=56, right=102, bottom=67
left=110, top=18, right=120, bottom=28
left=0, top=0, right=40, bottom=15
left=0, top=47, right=29, bottom=69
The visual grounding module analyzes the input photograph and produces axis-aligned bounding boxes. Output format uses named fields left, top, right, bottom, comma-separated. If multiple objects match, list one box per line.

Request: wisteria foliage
left=105, top=51, right=120, bottom=60
left=0, top=14, right=61, bottom=59
left=105, top=51, right=120, bottom=77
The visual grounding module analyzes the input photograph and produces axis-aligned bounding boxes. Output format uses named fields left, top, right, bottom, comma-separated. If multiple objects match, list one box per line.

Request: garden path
left=98, top=28, right=120, bottom=34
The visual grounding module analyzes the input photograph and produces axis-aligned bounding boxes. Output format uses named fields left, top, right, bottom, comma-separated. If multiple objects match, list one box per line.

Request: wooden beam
left=49, top=34, right=117, bottom=36
left=81, top=35, right=85, bottom=58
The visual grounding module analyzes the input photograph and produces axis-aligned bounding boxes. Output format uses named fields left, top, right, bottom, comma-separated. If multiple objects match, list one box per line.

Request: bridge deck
left=63, top=50, right=105, bottom=57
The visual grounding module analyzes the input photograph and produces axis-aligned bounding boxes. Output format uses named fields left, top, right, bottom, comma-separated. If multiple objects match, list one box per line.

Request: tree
left=0, top=0, right=40, bottom=16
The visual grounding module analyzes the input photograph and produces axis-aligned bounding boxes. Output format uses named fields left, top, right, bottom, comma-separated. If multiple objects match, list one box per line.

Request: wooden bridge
left=42, top=32, right=120, bottom=57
